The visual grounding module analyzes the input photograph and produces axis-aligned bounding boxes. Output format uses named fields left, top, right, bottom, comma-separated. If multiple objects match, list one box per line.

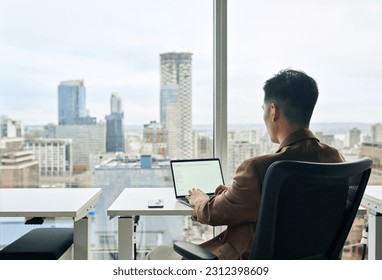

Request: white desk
left=0, top=188, right=101, bottom=260
left=361, top=185, right=382, bottom=260
left=108, top=187, right=193, bottom=260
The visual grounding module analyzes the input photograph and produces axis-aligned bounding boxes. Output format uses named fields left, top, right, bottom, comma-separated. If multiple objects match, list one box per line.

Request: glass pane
left=228, top=0, right=382, bottom=184
left=0, top=0, right=213, bottom=259
left=227, top=0, right=382, bottom=261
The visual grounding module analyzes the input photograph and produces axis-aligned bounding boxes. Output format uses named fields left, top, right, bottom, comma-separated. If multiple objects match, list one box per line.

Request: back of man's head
left=263, top=69, right=319, bottom=127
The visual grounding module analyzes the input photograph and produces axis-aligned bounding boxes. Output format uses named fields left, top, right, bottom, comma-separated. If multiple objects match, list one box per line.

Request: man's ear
left=271, top=103, right=280, bottom=121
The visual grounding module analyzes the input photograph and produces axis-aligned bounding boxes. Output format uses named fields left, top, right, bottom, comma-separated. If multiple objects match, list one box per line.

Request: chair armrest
left=173, top=241, right=218, bottom=260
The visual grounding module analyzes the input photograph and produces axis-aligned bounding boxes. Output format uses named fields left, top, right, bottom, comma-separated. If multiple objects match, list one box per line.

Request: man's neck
left=277, top=124, right=308, bottom=144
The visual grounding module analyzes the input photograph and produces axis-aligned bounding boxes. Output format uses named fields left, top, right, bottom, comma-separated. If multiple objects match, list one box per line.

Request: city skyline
left=1, top=0, right=382, bottom=125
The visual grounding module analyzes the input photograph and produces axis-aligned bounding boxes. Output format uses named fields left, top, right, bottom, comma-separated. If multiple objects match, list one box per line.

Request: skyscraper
left=55, top=123, right=106, bottom=171
left=372, top=123, right=382, bottom=144
left=0, top=115, right=24, bottom=138
left=58, top=80, right=96, bottom=125
left=106, top=93, right=125, bottom=153
left=346, top=127, right=361, bottom=148
left=25, top=138, right=73, bottom=177
left=160, top=52, right=193, bottom=159
left=110, top=92, right=123, bottom=114
left=142, top=120, right=167, bottom=156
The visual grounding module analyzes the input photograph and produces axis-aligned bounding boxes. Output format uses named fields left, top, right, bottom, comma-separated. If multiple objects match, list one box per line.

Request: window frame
left=213, top=0, right=228, bottom=178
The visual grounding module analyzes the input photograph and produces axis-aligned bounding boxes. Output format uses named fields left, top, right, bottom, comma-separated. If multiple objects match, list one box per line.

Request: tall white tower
left=106, top=93, right=125, bottom=153
left=160, top=52, right=193, bottom=159
left=110, top=92, right=123, bottom=113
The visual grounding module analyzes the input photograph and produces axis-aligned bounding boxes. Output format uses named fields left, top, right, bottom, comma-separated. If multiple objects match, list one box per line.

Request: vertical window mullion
left=213, top=0, right=228, bottom=179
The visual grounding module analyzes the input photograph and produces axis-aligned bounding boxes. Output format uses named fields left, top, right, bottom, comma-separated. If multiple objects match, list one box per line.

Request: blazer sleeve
left=191, top=158, right=262, bottom=226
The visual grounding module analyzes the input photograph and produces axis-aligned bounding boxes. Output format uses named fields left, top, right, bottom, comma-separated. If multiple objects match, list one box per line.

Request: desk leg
left=118, top=216, right=134, bottom=260
left=368, top=211, right=382, bottom=260
left=73, top=217, right=90, bottom=260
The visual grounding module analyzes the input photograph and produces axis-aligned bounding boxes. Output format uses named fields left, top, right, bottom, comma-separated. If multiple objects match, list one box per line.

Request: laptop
left=170, top=158, right=225, bottom=207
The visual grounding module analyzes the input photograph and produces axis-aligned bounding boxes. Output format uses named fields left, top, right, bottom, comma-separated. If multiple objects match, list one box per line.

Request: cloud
left=0, top=0, right=381, bottom=126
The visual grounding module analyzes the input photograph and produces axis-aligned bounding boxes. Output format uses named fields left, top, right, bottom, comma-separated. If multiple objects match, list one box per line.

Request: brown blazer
left=191, top=129, right=345, bottom=259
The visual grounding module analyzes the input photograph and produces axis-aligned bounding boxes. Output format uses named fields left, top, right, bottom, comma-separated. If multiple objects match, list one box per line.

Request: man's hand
left=186, top=188, right=209, bottom=206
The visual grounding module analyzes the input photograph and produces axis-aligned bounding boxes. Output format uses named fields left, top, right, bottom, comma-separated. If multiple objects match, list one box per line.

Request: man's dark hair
left=263, top=69, right=319, bottom=126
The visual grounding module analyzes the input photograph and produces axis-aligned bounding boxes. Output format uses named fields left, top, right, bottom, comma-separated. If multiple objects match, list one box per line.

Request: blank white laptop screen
left=170, top=159, right=225, bottom=198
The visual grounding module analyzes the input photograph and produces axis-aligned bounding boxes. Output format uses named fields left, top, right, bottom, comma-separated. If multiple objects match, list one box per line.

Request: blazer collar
left=276, top=128, right=319, bottom=153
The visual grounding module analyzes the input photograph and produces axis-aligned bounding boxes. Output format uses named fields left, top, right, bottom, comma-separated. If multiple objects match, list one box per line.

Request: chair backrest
left=249, top=157, right=372, bottom=260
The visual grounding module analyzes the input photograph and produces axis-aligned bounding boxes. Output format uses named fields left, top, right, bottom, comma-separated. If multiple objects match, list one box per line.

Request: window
left=227, top=0, right=382, bottom=260
left=2, top=0, right=380, bottom=261
left=227, top=0, right=382, bottom=184
left=0, top=0, right=213, bottom=259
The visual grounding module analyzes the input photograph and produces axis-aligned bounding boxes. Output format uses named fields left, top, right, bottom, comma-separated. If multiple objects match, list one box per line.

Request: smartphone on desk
left=148, top=199, right=164, bottom=208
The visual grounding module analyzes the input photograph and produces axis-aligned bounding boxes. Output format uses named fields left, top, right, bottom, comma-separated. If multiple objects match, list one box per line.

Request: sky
left=0, top=0, right=382, bottom=126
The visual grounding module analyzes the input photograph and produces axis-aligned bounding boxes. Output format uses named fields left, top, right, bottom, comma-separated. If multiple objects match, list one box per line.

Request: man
left=147, top=69, right=345, bottom=260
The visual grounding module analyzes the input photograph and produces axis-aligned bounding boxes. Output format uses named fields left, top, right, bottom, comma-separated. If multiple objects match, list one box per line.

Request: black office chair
left=174, top=157, right=373, bottom=260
